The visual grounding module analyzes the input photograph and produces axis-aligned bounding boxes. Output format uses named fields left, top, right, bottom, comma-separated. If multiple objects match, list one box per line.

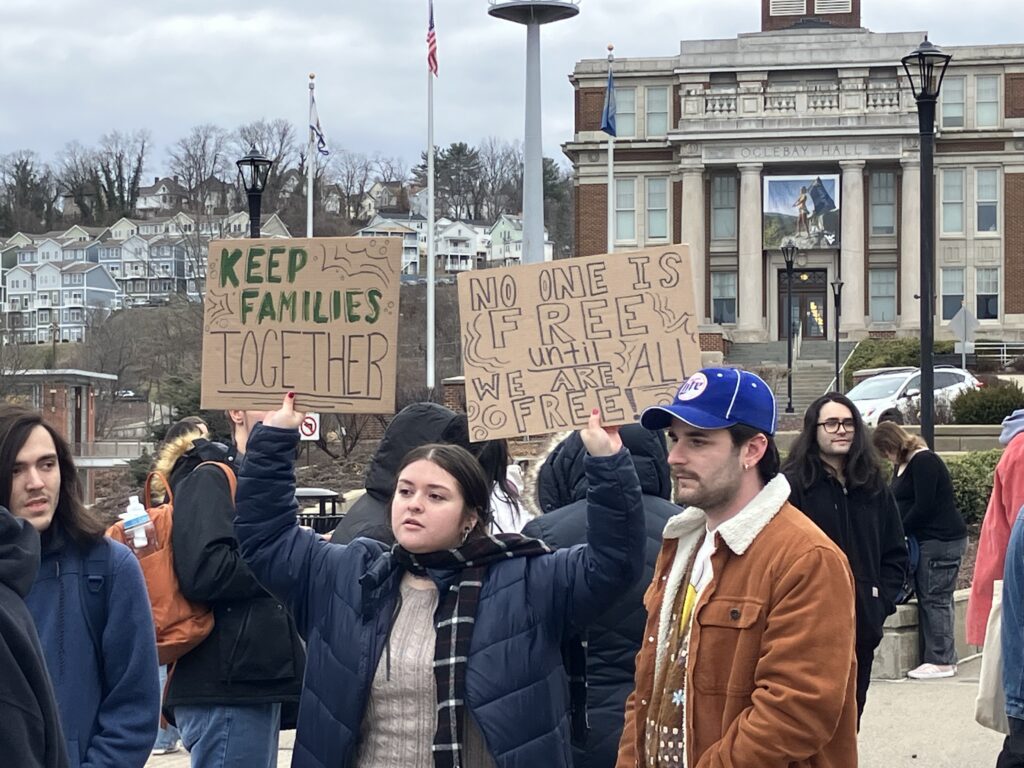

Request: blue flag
left=601, top=68, right=616, bottom=137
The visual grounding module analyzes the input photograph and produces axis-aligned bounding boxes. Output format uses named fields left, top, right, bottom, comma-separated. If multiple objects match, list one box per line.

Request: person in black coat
left=330, top=402, right=472, bottom=545
left=782, top=393, right=908, bottom=723
left=162, top=411, right=305, bottom=767
left=522, top=424, right=676, bottom=768
left=0, top=506, right=68, bottom=768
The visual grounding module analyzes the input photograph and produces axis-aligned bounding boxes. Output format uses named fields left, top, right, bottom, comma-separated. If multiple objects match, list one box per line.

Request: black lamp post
left=902, top=36, right=952, bottom=449
left=236, top=146, right=274, bottom=239
left=831, top=278, right=844, bottom=393
left=781, top=241, right=798, bottom=414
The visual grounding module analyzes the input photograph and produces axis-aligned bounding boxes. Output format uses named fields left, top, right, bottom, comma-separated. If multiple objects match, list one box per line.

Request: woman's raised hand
left=579, top=408, right=623, bottom=458
left=262, top=392, right=305, bottom=431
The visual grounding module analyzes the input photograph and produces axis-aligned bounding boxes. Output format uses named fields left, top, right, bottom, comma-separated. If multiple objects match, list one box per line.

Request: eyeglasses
left=817, top=418, right=856, bottom=434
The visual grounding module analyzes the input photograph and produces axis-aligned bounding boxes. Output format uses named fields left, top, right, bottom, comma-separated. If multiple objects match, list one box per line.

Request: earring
left=461, top=526, right=472, bottom=545
left=743, top=463, right=749, bottom=471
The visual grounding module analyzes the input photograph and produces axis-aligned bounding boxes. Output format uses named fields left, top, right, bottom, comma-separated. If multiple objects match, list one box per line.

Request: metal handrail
left=972, top=341, right=1024, bottom=367
left=793, top=320, right=804, bottom=362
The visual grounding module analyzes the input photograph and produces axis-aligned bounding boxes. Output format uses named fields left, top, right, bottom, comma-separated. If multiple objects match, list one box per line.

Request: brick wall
left=576, top=184, right=608, bottom=258
left=700, top=332, right=727, bottom=352
left=869, top=330, right=896, bottom=339
left=442, top=378, right=466, bottom=413
left=1006, top=74, right=1024, bottom=119
left=576, top=88, right=605, bottom=132
left=761, top=0, right=860, bottom=32
left=1007, top=174, right=1024, bottom=313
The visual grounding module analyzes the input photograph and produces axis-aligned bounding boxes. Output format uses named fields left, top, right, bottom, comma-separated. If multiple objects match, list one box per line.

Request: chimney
left=762, top=0, right=861, bottom=32
left=154, top=176, right=159, bottom=184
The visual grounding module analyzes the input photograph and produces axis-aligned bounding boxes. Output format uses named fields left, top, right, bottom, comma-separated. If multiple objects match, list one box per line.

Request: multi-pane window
left=941, top=268, right=964, bottom=320
left=646, top=87, right=669, bottom=137
left=711, top=176, right=738, bottom=240
left=615, top=178, right=636, bottom=242
left=977, top=267, right=999, bottom=320
left=941, top=76, right=965, bottom=128
left=976, top=75, right=1000, bottom=128
left=942, top=169, right=964, bottom=234
left=870, top=172, right=896, bottom=235
left=646, top=178, right=668, bottom=240
left=614, top=87, right=636, bottom=137
left=869, top=269, right=897, bottom=322
left=711, top=272, right=737, bottom=324
left=977, top=169, right=999, bottom=233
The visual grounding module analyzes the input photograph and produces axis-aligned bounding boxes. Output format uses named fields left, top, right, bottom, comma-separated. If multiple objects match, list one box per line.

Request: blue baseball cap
left=640, top=368, right=777, bottom=436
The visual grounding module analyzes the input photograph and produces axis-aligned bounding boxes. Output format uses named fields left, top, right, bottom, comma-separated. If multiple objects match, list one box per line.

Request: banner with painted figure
left=457, top=246, right=703, bottom=441
left=762, top=174, right=840, bottom=250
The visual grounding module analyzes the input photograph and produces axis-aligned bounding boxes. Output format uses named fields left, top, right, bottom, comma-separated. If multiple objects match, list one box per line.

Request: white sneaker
left=151, top=744, right=181, bottom=755
left=907, top=663, right=957, bottom=680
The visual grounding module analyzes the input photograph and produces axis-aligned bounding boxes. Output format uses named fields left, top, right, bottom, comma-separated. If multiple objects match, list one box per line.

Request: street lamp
left=236, top=146, right=274, bottom=239
left=902, top=36, right=952, bottom=449
left=781, top=241, right=798, bottom=414
left=488, top=1, right=580, bottom=263
left=831, top=278, right=844, bottom=393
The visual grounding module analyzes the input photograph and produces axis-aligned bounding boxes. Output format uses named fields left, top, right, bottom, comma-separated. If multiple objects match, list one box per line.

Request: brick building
left=565, top=0, right=1024, bottom=350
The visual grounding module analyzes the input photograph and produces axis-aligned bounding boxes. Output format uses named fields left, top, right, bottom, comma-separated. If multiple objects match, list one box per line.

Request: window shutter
left=770, top=0, right=805, bottom=15
left=814, top=0, right=852, bottom=12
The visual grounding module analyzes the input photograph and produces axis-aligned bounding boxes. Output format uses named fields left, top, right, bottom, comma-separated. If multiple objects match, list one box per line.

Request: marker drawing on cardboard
left=200, top=237, right=402, bottom=413
left=457, top=246, right=703, bottom=441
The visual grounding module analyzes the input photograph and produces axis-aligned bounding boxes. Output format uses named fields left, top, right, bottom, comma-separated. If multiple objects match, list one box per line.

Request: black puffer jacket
left=330, top=402, right=471, bottom=545
left=164, top=439, right=305, bottom=720
left=0, top=507, right=68, bottom=768
left=522, top=425, right=674, bottom=768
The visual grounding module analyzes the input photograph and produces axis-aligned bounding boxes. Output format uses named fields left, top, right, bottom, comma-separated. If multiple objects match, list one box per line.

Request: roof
left=9, top=369, right=118, bottom=383
left=138, top=177, right=188, bottom=197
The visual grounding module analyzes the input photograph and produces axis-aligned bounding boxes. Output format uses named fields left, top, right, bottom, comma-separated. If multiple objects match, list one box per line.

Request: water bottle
left=121, top=496, right=151, bottom=550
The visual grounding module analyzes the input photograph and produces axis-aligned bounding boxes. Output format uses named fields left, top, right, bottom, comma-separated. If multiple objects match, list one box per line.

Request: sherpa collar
left=661, top=473, right=791, bottom=554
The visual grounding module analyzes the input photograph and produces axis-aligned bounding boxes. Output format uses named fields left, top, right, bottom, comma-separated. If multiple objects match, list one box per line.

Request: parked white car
left=847, top=366, right=982, bottom=427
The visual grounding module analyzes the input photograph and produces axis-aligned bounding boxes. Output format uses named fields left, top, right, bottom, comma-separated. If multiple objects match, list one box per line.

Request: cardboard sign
left=201, top=237, right=401, bottom=413
left=457, top=246, right=702, bottom=441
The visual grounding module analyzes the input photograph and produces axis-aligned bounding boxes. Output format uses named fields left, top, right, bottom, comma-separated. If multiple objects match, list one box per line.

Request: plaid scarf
left=391, top=532, right=552, bottom=768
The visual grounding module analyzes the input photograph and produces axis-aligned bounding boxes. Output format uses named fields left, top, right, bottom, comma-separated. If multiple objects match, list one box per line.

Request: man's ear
left=744, top=434, right=768, bottom=467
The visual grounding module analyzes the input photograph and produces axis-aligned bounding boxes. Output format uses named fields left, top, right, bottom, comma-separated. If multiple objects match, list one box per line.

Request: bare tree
left=235, top=118, right=299, bottom=210
left=96, top=130, right=150, bottom=218
left=372, top=154, right=408, bottom=185
left=0, top=150, right=60, bottom=234
left=329, top=150, right=374, bottom=224
left=168, top=124, right=231, bottom=214
left=478, top=137, right=522, bottom=221
left=57, top=141, right=103, bottom=224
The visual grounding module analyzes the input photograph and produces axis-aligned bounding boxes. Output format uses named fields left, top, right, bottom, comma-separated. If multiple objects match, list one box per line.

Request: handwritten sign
left=201, top=237, right=401, bottom=413
left=457, top=246, right=701, bottom=441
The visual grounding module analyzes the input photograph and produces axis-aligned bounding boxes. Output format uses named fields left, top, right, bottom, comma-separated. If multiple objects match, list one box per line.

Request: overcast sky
left=1, top=0, right=1020, bottom=175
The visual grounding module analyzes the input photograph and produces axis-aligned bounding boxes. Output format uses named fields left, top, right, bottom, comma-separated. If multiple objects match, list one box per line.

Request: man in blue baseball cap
left=617, top=367, right=859, bottom=767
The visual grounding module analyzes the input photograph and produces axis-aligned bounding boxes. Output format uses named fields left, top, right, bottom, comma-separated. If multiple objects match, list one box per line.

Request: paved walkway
left=146, top=658, right=1005, bottom=767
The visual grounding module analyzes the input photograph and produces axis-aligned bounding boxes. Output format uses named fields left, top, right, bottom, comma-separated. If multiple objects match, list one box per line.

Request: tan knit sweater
left=356, top=579, right=496, bottom=768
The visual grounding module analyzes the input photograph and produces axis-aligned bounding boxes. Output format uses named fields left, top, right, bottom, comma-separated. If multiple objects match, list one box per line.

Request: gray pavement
left=146, top=657, right=1006, bottom=767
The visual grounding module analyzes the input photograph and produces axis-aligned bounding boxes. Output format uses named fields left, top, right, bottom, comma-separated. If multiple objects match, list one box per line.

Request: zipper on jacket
left=384, top=590, right=403, bottom=681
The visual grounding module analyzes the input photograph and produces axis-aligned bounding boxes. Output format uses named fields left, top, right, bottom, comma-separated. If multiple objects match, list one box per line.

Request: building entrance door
left=778, top=269, right=828, bottom=340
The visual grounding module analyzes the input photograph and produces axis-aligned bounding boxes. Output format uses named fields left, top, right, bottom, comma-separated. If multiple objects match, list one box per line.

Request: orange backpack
left=107, top=461, right=236, bottom=666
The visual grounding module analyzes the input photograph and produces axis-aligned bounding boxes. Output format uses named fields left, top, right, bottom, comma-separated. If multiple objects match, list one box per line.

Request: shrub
left=951, top=382, right=1024, bottom=424
left=946, top=449, right=1002, bottom=525
left=843, top=338, right=955, bottom=389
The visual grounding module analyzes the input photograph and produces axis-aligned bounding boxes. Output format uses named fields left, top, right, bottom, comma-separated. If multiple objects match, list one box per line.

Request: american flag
left=427, top=0, right=438, bottom=76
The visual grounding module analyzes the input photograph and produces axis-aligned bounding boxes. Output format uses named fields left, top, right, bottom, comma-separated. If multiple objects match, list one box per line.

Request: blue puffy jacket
left=26, top=526, right=160, bottom=768
left=234, top=424, right=645, bottom=768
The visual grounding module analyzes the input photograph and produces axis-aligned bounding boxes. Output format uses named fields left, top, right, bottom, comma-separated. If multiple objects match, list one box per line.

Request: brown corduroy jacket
left=616, top=474, right=859, bottom=768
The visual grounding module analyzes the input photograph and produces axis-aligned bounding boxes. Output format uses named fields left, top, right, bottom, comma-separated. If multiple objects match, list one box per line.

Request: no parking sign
left=299, top=413, right=321, bottom=442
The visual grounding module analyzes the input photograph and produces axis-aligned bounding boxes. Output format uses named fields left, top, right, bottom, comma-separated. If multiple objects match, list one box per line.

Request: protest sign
left=201, top=237, right=401, bottom=413
left=457, top=246, right=701, bottom=441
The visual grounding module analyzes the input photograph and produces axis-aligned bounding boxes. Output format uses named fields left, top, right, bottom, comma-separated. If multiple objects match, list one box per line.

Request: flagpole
left=426, top=6, right=436, bottom=394
left=606, top=46, right=615, bottom=253
left=306, top=73, right=315, bottom=238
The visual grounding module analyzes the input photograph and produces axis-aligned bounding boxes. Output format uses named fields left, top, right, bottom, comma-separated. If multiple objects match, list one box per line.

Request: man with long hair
left=617, top=369, right=857, bottom=767
left=0, top=404, right=159, bottom=767
left=783, top=393, right=908, bottom=721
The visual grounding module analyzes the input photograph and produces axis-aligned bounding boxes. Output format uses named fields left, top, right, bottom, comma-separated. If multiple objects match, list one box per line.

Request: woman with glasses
left=782, top=393, right=908, bottom=723
left=872, top=421, right=967, bottom=680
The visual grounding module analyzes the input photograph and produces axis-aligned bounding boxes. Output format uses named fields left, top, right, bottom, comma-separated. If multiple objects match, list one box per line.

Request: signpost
left=949, top=303, right=979, bottom=370
left=200, top=237, right=402, bottom=413
left=457, top=246, right=702, bottom=441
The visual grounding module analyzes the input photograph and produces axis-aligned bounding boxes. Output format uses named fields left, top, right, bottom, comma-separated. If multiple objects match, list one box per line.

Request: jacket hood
left=362, top=403, right=470, bottom=501
left=165, top=437, right=236, bottom=494
left=1001, top=409, right=1024, bottom=446
left=0, top=506, right=41, bottom=598
left=532, top=424, right=671, bottom=515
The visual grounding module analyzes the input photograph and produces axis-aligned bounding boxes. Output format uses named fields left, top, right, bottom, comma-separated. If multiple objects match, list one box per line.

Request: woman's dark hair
left=0, top=404, right=106, bottom=547
left=727, top=424, right=780, bottom=486
left=163, top=416, right=208, bottom=445
left=474, top=438, right=521, bottom=526
left=783, top=393, right=885, bottom=493
left=395, top=443, right=493, bottom=532
left=871, top=420, right=927, bottom=466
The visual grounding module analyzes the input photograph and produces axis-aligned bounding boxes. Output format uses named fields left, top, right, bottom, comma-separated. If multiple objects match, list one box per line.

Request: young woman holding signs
left=233, top=393, right=645, bottom=768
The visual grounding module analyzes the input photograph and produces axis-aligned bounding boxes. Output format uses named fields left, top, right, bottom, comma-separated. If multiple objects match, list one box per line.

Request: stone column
left=680, top=165, right=706, bottom=323
left=839, top=160, right=866, bottom=336
left=900, top=159, right=921, bottom=331
left=737, top=163, right=764, bottom=338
